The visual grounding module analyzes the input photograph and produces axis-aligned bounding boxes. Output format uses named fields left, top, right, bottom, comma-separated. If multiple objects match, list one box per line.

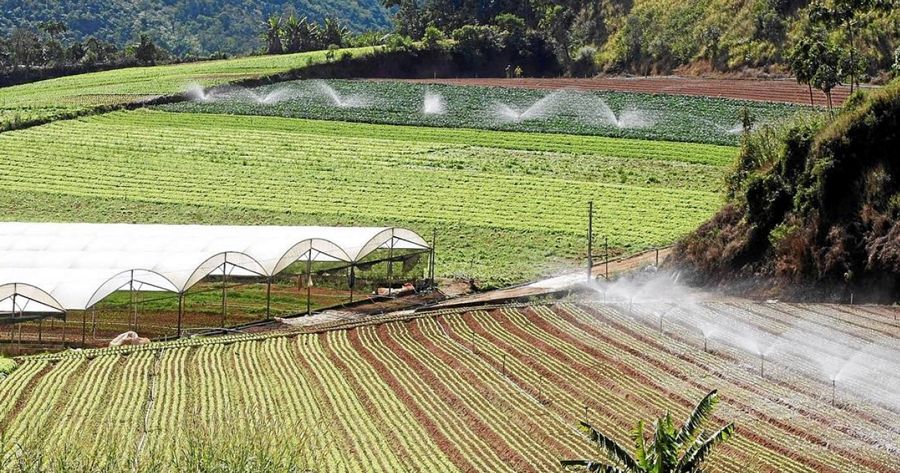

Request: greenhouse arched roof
left=0, top=223, right=430, bottom=313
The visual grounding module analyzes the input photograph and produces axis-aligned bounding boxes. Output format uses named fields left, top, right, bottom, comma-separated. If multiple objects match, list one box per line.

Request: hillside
left=0, top=46, right=376, bottom=130
left=673, top=79, right=900, bottom=300
left=3, top=301, right=898, bottom=471
left=0, top=0, right=392, bottom=56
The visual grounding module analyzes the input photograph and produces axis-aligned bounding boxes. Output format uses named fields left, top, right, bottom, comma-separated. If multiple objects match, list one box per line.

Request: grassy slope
left=0, top=110, right=733, bottom=286
left=673, top=79, right=900, bottom=298
left=0, top=47, right=376, bottom=126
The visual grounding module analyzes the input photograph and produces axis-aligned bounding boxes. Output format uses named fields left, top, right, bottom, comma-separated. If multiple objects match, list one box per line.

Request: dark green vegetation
left=0, top=110, right=733, bottom=287
left=0, top=1, right=391, bottom=57
left=674, top=79, right=900, bottom=300
left=4, top=0, right=898, bottom=84
left=562, top=390, right=734, bottom=472
left=161, top=80, right=810, bottom=146
left=384, top=0, right=899, bottom=78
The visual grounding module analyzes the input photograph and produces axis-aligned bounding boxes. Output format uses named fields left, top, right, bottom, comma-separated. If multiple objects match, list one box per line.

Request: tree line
left=0, top=21, right=174, bottom=85
left=380, top=0, right=899, bottom=81
left=261, top=15, right=355, bottom=55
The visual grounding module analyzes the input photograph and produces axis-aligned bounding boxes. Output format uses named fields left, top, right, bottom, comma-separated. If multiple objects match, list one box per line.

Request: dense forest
left=383, top=0, right=899, bottom=79
left=1, top=0, right=898, bottom=83
left=0, top=0, right=391, bottom=56
left=673, top=78, right=900, bottom=301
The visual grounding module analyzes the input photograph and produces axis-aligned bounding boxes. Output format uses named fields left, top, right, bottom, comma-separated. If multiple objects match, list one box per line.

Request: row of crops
left=0, top=47, right=376, bottom=130
left=1, top=302, right=896, bottom=471
left=159, top=79, right=815, bottom=146
left=0, top=110, right=730, bottom=286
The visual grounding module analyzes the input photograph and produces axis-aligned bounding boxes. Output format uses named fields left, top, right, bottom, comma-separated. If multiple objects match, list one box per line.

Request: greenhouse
left=0, top=223, right=433, bottom=349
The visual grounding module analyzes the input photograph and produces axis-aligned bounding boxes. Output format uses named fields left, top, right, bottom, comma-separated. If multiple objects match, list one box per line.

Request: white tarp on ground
left=0, top=223, right=430, bottom=313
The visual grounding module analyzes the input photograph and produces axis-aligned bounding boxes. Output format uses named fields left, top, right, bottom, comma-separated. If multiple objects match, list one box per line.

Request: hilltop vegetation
left=674, top=79, right=900, bottom=300
left=385, top=0, right=900, bottom=78
left=0, top=0, right=391, bottom=56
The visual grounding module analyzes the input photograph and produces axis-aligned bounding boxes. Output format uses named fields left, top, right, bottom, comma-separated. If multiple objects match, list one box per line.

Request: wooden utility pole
left=587, top=201, right=593, bottom=283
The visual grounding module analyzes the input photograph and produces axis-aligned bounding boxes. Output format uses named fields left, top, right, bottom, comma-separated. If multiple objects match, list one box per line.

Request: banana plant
left=562, top=390, right=735, bottom=473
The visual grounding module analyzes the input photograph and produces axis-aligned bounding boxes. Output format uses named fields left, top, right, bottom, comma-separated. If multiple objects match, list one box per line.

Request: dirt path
left=397, top=77, right=856, bottom=106
left=430, top=247, right=671, bottom=309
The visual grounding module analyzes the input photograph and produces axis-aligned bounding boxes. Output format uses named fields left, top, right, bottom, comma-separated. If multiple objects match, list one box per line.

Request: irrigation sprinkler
left=703, top=336, right=709, bottom=352
left=658, top=313, right=664, bottom=333
left=760, top=353, right=765, bottom=378
left=584, top=405, right=589, bottom=423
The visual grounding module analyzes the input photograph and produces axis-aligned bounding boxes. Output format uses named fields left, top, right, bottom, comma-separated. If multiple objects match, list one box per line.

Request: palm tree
left=561, top=390, right=735, bottom=473
left=321, top=17, right=349, bottom=48
left=263, top=16, right=283, bottom=55
left=284, top=15, right=312, bottom=53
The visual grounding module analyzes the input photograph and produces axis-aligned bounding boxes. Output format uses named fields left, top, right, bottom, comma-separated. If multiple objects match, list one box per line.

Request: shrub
left=570, top=46, right=598, bottom=77
left=0, top=357, right=16, bottom=377
left=422, top=25, right=446, bottom=51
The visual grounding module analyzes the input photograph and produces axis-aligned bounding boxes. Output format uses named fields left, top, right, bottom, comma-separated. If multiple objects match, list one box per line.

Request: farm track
left=1, top=301, right=897, bottom=471
left=400, top=77, right=854, bottom=106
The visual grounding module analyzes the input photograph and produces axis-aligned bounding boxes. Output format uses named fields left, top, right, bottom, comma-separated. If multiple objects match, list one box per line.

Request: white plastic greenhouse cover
left=0, top=223, right=430, bottom=313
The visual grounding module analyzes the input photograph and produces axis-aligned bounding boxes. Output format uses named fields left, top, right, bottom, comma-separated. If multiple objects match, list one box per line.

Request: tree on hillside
left=81, top=36, right=119, bottom=65
left=133, top=34, right=162, bottom=64
left=264, top=16, right=283, bottom=55
left=383, top=0, right=424, bottom=38
left=789, top=23, right=844, bottom=112
left=8, top=28, right=42, bottom=68
left=809, top=0, right=894, bottom=92
left=38, top=20, right=67, bottom=41
left=561, top=390, right=735, bottom=473
left=540, top=5, right=574, bottom=68
left=788, top=32, right=821, bottom=106
left=809, top=38, right=843, bottom=113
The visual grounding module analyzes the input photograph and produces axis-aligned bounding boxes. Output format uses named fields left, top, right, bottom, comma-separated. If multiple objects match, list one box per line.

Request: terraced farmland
left=4, top=301, right=898, bottom=471
left=161, top=79, right=813, bottom=145
left=0, top=47, right=376, bottom=129
left=0, top=110, right=733, bottom=286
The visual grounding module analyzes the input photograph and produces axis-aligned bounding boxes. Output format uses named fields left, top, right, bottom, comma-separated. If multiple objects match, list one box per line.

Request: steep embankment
left=673, top=79, right=900, bottom=301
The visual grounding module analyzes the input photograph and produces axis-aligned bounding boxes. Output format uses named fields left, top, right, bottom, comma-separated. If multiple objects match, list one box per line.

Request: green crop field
left=0, top=47, right=376, bottom=129
left=160, top=79, right=812, bottom=146
left=3, top=302, right=898, bottom=471
left=0, top=109, right=733, bottom=287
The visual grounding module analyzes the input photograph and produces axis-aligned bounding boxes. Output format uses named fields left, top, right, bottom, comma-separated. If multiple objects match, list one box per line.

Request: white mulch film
left=0, top=223, right=430, bottom=313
